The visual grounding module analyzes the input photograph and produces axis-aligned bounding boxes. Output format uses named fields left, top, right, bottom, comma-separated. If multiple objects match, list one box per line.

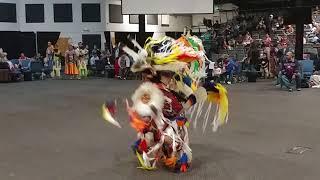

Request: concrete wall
left=17, top=0, right=106, bottom=49
left=106, top=0, right=192, bottom=32
left=0, top=0, right=192, bottom=50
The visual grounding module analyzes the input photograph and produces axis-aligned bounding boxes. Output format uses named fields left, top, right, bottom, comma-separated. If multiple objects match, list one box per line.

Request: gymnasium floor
left=0, top=79, right=319, bottom=180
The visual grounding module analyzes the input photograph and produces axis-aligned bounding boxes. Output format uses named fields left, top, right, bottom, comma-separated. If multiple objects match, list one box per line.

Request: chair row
left=0, top=61, right=44, bottom=82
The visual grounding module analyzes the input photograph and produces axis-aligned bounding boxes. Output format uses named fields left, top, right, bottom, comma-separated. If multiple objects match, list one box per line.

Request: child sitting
left=212, top=62, right=222, bottom=83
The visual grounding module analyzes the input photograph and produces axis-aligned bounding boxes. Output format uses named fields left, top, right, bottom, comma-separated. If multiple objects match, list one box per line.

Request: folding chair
left=30, top=61, right=44, bottom=80
left=299, top=60, right=314, bottom=79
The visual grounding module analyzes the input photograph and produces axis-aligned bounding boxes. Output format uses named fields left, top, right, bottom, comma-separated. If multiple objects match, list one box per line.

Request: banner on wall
left=122, top=0, right=214, bottom=14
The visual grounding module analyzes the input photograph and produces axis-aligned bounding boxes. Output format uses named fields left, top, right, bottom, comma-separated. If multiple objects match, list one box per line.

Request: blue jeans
left=276, top=71, right=282, bottom=85
left=226, top=70, right=234, bottom=83
left=280, top=73, right=302, bottom=89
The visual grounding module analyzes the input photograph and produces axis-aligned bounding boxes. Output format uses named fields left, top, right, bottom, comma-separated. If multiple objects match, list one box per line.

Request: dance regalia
left=77, top=48, right=88, bottom=77
left=101, top=35, right=229, bottom=172
left=64, top=50, right=79, bottom=75
left=52, top=51, right=62, bottom=78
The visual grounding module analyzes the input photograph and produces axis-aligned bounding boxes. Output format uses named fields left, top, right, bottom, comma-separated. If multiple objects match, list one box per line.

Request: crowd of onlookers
left=0, top=41, right=137, bottom=82
left=203, top=12, right=320, bottom=91
left=2, top=10, right=320, bottom=90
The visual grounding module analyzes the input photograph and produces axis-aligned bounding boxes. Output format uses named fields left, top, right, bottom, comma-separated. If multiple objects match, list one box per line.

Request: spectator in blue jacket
left=225, top=57, right=237, bottom=84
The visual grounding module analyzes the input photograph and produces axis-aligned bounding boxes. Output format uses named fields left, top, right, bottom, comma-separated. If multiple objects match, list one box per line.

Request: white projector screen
left=121, top=0, right=214, bottom=15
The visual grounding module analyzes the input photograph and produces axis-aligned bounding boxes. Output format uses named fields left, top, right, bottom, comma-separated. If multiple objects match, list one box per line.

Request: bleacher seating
left=252, top=33, right=259, bottom=39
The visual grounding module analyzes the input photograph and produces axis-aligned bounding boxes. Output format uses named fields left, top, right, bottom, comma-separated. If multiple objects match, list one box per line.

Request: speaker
left=246, top=72, right=257, bottom=82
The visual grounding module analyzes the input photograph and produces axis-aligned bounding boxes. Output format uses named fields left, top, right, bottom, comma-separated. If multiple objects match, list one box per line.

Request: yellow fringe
left=207, top=84, right=229, bottom=125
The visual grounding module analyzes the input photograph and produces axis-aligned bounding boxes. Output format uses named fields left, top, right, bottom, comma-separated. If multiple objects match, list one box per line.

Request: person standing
left=46, top=41, right=54, bottom=65
left=263, top=34, right=274, bottom=77
left=247, top=42, right=261, bottom=71
left=74, top=44, right=85, bottom=79
left=64, top=44, right=79, bottom=79
left=119, top=53, right=131, bottom=80
left=78, top=44, right=88, bottom=78
left=51, top=47, right=62, bottom=79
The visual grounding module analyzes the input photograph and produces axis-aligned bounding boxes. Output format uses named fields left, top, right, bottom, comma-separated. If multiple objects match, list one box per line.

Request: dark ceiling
left=216, top=0, right=320, bottom=11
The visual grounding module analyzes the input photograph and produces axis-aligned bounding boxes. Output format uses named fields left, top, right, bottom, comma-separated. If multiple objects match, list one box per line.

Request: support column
left=138, top=14, right=146, bottom=45
left=294, top=0, right=304, bottom=60
left=294, top=12, right=304, bottom=60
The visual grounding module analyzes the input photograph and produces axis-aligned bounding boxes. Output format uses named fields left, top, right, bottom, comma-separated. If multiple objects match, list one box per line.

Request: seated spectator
left=276, top=16, right=284, bottom=29
left=236, top=34, right=244, bottom=45
left=242, top=32, right=253, bottom=46
left=280, top=35, right=289, bottom=46
left=33, top=53, right=43, bottom=62
left=19, top=52, right=28, bottom=60
left=100, top=50, right=112, bottom=65
left=212, top=62, right=222, bottom=83
left=0, top=49, right=16, bottom=70
left=91, top=45, right=101, bottom=57
left=279, top=52, right=301, bottom=91
left=308, top=71, right=320, bottom=88
left=223, top=57, right=237, bottom=84
left=207, top=61, right=215, bottom=82
left=213, top=20, right=220, bottom=29
left=256, top=17, right=266, bottom=31
left=285, top=25, right=294, bottom=35
left=90, top=54, right=100, bottom=67
left=277, top=42, right=292, bottom=64
left=264, top=34, right=272, bottom=47
left=0, top=48, right=8, bottom=62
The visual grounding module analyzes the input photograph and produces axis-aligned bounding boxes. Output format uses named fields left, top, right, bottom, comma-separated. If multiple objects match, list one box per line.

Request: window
left=82, top=3, right=101, bottom=22
left=0, top=3, right=17, bottom=22
left=109, top=4, right=123, bottom=23
left=53, top=4, right=73, bottom=22
left=129, top=15, right=139, bottom=24
left=147, top=15, right=158, bottom=25
left=161, top=15, right=169, bottom=26
left=25, top=4, right=44, bottom=23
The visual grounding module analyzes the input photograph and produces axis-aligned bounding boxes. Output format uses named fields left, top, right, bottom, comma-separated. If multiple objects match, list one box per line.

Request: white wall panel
left=122, top=0, right=214, bottom=14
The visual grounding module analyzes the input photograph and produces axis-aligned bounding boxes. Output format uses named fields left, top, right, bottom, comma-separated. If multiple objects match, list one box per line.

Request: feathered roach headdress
left=122, top=35, right=208, bottom=81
